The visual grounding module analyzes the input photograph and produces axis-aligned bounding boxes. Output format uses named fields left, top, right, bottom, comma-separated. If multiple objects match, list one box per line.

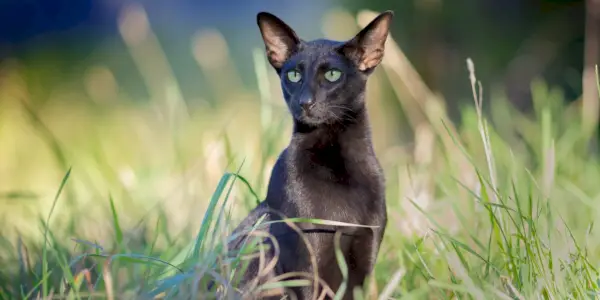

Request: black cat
left=228, top=10, right=393, bottom=300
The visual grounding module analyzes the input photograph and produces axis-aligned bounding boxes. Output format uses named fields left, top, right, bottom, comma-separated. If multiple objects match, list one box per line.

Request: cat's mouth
left=300, top=112, right=343, bottom=128
left=292, top=105, right=325, bottom=125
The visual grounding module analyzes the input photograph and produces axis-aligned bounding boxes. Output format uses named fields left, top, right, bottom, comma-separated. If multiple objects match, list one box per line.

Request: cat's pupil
left=287, top=70, right=301, bottom=83
left=324, top=69, right=341, bottom=82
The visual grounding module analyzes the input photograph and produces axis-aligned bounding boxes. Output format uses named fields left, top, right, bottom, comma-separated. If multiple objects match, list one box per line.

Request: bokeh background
left=1, top=0, right=599, bottom=297
left=0, top=0, right=593, bottom=242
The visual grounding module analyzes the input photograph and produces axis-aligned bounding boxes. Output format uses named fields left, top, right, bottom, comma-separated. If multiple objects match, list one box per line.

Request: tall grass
left=0, top=6, right=600, bottom=300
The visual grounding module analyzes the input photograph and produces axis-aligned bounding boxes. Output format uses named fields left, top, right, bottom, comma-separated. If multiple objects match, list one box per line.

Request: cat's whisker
left=327, top=104, right=358, bottom=123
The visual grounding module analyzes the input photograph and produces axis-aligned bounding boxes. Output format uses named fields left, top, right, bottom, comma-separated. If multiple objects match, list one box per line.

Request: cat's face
left=256, top=11, right=393, bottom=126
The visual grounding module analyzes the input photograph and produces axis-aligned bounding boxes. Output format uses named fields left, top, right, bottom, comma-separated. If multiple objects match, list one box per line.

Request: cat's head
left=256, top=11, right=393, bottom=127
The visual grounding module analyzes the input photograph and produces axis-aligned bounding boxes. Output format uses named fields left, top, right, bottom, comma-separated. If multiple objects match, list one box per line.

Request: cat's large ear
left=340, top=11, right=394, bottom=72
left=257, top=12, right=301, bottom=70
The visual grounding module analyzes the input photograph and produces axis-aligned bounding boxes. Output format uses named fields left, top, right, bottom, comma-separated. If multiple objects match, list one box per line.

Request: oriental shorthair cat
left=228, top=10, right=393, bottom=300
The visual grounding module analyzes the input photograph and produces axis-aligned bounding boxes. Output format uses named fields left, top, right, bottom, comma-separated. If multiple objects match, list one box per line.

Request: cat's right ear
left=257, top=12, right=301, bottom=70
left=340, top=11, right=393, bottom=73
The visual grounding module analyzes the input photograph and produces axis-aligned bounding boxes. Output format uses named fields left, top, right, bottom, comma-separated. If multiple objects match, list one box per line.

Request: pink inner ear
left=262, top=30, right=293, bottom=68
left=358, top=48, right=384, bottom=71
left=266, top=41, right=289, bottom=67
left=350, top=15, right=391, bottom=71
left=267, top=49, right=286, bottom=68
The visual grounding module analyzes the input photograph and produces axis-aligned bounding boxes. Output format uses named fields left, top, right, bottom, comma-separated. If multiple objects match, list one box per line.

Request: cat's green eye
left=286, top=70, right=302, bottom=83
left=324, top=69, right=342, bottom=82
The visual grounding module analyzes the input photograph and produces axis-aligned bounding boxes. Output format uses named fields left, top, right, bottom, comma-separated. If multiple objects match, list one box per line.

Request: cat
left=227, top=10, right=393, bottom=300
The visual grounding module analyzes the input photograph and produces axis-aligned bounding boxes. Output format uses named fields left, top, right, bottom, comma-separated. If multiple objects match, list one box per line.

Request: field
left=1, top=8, right=600, bottom=300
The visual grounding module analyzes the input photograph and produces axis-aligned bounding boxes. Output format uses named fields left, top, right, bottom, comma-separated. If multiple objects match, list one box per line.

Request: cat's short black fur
left=229, top=11, right=393, bottom=300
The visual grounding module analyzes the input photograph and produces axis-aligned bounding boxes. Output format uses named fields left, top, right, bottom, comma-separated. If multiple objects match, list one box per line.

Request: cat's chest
left=285, top=154, right=385, bottom=223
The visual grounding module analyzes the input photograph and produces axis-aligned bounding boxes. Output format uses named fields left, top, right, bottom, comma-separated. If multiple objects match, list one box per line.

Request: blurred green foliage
left=0, top=2, right=599, bottom=299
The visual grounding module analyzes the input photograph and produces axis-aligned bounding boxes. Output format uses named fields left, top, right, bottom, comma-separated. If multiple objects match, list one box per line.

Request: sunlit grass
left=1, top=6, right=600, bottom=300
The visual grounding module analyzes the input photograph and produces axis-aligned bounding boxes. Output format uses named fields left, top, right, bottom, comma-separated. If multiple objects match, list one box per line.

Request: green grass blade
left=108, top=195, right=123, bottom=248
left=42, top=167, right=72, bottom=298
left=192, top=173, right=232, bottom=258
left=333, top=231, right=349, bottom=300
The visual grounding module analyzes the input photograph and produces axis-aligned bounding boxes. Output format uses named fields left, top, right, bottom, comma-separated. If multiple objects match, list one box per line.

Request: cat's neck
left=290, top=106, right=374, bottom=154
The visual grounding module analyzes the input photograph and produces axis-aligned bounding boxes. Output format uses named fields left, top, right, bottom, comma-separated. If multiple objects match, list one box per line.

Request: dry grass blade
left=103, top=257, right=115, bottom=300
left=236, top=207, right=333, bottom=299
left=261, top=272, right=336, bottom=299
left=74, top=268, right=95, bottom=294
left=445, top=250, right=486, bottom=300
left=377, top=269, right=404, bottom=300
left=241, top=230, right=281, bottom=294
left=466, top=58, right=498, bottom=204
left=500, top=276, right=525, bottom=300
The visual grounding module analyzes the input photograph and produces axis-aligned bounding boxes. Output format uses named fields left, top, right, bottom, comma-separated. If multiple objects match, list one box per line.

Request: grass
left=1, top=7, right=600, bottom=300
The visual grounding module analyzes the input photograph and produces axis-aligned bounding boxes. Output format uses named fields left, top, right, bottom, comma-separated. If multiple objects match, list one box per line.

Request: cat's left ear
left=257, top=12, right=301, bottom=70
left=340, top=11, right=394, bottom=72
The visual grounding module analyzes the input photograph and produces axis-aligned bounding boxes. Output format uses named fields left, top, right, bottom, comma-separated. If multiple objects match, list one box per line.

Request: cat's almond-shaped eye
left=286, top=70, right=302, bottom=83
left=324, top=69, right=342, bottom=82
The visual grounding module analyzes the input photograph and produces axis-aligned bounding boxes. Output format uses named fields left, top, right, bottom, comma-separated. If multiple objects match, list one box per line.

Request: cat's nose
left=299, top=98, right=315, bottom=111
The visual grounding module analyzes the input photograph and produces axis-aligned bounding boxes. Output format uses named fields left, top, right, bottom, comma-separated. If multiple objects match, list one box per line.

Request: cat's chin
left=294, top=117, right=325, bottom=127
left=294, top=116, right=341, bottom=129
left=292, top=108, right=347, bottom=127
left=291, top=111, right=321, bottom=126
